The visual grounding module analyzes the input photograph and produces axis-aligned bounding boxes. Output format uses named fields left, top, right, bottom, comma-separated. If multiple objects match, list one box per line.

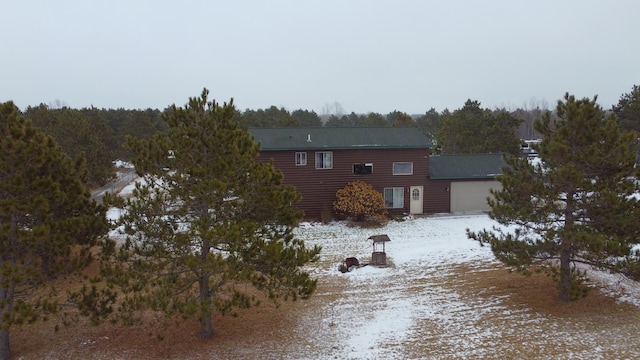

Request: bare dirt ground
left=11, top=262, right=640, bottom=360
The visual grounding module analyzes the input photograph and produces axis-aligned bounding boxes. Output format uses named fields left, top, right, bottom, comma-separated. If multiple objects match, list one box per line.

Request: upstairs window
left=315, top=151, right=333, bottom=169
left=393, top=162, right=413, bottom=175
left=295, top=152, right=307, bottom=166
left=353, top=163, right=373, bottom=175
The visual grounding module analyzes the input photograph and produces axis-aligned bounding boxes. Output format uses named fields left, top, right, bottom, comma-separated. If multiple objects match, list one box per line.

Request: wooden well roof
left=368, top=234, right=391, bottom=243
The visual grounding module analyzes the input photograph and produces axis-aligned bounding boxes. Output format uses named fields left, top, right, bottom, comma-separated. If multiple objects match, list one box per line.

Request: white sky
left=2, top=0, right=639, bottom=115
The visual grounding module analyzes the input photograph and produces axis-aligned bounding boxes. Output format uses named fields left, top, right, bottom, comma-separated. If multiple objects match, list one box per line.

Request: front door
left=409, top=186, right=423, bottom=214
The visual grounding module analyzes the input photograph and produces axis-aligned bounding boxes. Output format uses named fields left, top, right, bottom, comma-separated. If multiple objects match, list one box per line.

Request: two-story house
left=249, top=127, right=434, bottom=219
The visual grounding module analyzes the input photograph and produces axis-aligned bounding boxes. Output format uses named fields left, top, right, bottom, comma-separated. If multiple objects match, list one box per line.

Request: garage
left=428, top=153, right=506, bottom=214
left=450, top=180, right=502, bottom=212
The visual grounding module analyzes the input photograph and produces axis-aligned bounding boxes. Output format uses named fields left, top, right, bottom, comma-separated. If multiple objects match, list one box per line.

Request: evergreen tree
left=238, top=108, right=266, bottom=128
left=437, top=100, right=521, bottom=155
left=119, top=108, right=168, bottom=148
left=416, top=108, right=442, bottom=137
left=437, top=100, right=484, bottom=153
left=486, top=110, right=523, bottom=154
left=468, top=93, right=640, bottom=301
left=344, top=112, right=362, bottom=127
left=99, top=89, right=320, bottom=338
left=363, top=112, right=389, bottom=127
left=291, top=109, right=322, bottom=127
left=264, top=106, right=296, bottom=127
left=389, top=111, right=415, bottom=127
left=324, top=114, right=352, bottom=127
left=612, top=84, right=640, bottom=134
left=0, top=102, right=107, bottom=360
left=350, top=113, right=367, bottom=127
left=24, top=105, right=114, bottom=186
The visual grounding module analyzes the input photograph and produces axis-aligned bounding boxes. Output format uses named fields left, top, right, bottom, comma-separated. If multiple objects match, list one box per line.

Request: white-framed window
left=315, top=151, right=333, bottom=169
left=393, top=162, right=413, bottom=175
left=353, top=163, right=373, bottom=175
left=384, top=187, right=404, bottom=208
left=295, top=152, right=307, bottom=166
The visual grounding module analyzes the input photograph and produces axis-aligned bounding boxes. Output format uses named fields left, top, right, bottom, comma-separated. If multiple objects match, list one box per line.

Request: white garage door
left=450, top=181, right=501, bottom=213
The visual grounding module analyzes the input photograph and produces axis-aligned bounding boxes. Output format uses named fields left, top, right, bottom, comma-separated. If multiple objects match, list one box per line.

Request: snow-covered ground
left=285, top=215, right=640, bottom=359
left=105, top=179, right=640, bottom=359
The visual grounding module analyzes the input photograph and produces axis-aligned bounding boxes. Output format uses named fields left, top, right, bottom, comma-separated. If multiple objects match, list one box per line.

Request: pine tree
left=24, top=105, right=115, bottom=186
left=99, top=89, right=320, bottom=338
left=0, top=102, right=107, bottom=360
left=612, top=84, right=640, bottom=133
left=437, top=99, right=522, bottom=155
left=468, top=93, right=640, bottom=301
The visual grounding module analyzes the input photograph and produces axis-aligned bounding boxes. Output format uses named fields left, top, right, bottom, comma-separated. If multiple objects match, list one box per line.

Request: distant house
left=426, top=153, right=505, bottom=213
left=249, top=127, right=434, bottom=219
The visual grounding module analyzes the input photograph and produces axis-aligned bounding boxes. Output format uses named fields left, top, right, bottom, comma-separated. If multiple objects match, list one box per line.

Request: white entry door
left=409, top=186, right=423, bottom=214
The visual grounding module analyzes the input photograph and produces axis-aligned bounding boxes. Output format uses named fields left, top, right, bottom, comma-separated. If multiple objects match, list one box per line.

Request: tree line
left=23, top=105, right=168, bottom=187
left=21, top=84, right=640, bottom=185
left=22, top=85, right=640, bottom=191
left=17, top=99, right=558, bottom=188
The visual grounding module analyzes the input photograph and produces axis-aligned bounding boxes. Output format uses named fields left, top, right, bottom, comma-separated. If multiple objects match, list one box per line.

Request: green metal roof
left=248, top=127, right=434, bottom=151
left=429, top=153, right=506, bottom=180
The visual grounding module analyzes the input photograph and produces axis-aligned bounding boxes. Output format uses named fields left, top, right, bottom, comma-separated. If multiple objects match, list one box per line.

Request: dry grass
left=9, top=261, right=640, bottom=359
left=401, top=264, right=640, bottom=359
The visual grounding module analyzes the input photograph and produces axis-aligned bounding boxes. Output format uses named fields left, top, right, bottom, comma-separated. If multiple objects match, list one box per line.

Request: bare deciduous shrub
left=333, top=180, right=387, bottom=222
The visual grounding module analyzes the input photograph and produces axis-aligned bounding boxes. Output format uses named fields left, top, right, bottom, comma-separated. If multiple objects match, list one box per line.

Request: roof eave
left=429, top=175, right=499, bottom=180
left=259, top=145, right=432, bottom=151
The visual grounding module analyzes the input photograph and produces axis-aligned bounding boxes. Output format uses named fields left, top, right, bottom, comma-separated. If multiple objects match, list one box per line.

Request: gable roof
left=248, top=127, right=434, bottom=151
left=429, top=153, right=506, bottom=180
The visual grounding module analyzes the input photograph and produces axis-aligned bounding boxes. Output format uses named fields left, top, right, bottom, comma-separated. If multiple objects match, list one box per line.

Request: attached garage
left=428, top=153, right=506, bottom=213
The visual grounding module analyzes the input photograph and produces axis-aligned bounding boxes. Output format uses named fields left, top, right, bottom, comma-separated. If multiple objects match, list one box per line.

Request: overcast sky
left=1, top=0, right=639, bottom=115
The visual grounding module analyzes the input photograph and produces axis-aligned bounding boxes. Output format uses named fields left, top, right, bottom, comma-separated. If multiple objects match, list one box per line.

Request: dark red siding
left=424, top=179, right=451, bottom=214
left=257, top=148, right=431, bottom=219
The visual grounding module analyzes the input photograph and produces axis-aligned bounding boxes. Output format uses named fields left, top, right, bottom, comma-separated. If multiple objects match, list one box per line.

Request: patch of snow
left=118, top=179, right=141, bottom=197
left=113, top=159, right=134, bottom=168
left=291, top=215, right=640, bottom=359
left=585, top=268, right=640, bottom=307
